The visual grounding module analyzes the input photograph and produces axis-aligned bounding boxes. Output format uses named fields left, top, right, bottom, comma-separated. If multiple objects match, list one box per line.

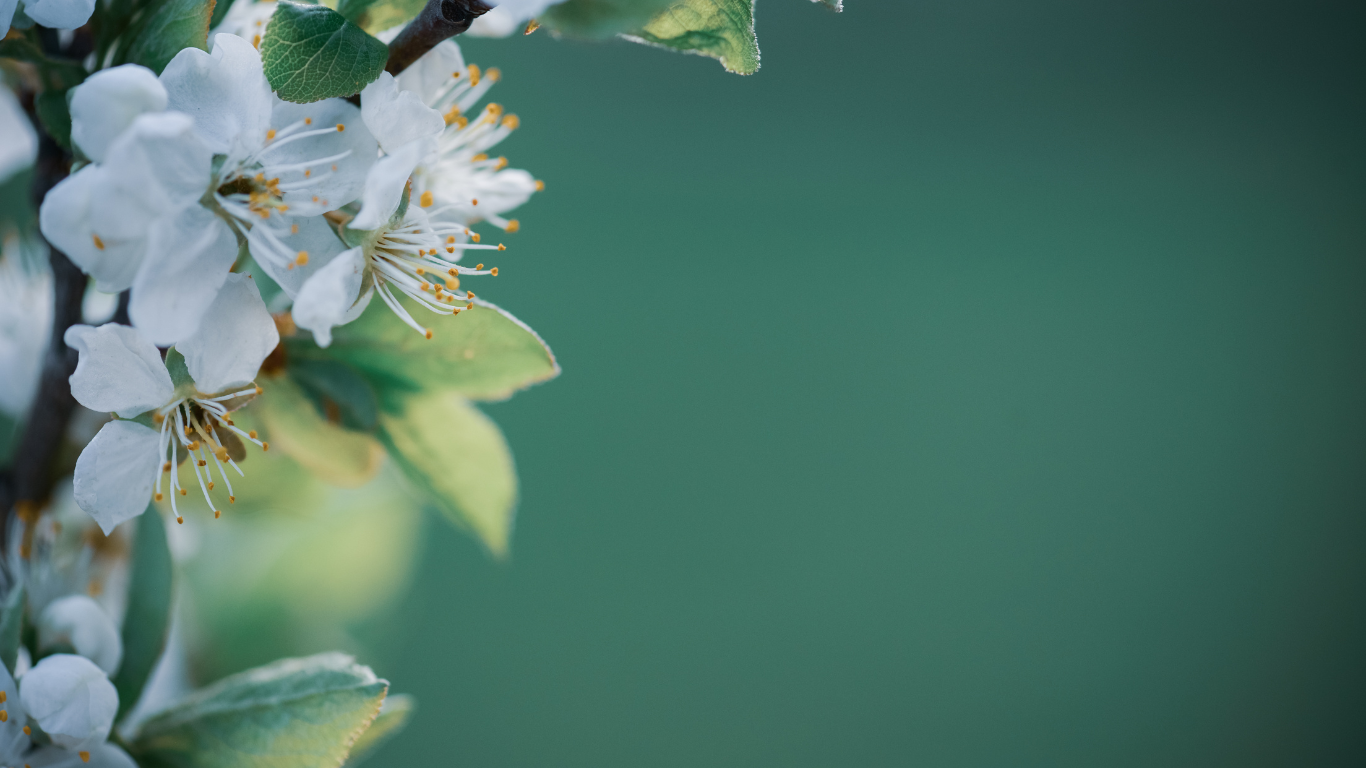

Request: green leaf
left=253, top=375, right=386, bottom=488
left=209, top=0, right=235, bottom=30
left=35, top=89, right=72, bottom=151
left=130, top=652, right=388, bottom=768
left=541, top=0, right=676, bottom=37
left=118, top=0, right=215, bottom=75
left=336, top=0, right=425, bottom=35
left=379, top=391, right=517, bottom=556
left=0, top=168, right=34, bottom=240
left=165, top=348, right=194, bottom=391
left=260, top=1, right=389, bottom=103
left=288, top=358, right=380, bottom=431
left=627, top=0, right=760, bottom=74
left=315, top=302, right=559, bottom=405
left=113, top=507, right=173, bottom=722
left=0, top=583, right=25, bottom=677
left=343, top=693, right=413, bottom=766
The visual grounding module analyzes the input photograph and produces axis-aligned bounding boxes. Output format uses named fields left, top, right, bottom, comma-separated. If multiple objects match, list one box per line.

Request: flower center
left=151, top=389, right=268, bottom=523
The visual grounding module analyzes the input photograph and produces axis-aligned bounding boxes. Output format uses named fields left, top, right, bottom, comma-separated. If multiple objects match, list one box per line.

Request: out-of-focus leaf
left=209, top=0, right=235, bottom=29
left=0, top=411, right=20, bottom=470
left=316, top=301, right=559, bottom=406
left=118, top=0, right=215, bottom=74
left=379, top=391, right=516, bottom=556
left=0, top=583, right=25, bottom=676
left=541, top=0, right=675, bottom=37
left=130, top=653, right=388, bottom=768
left=336, top=0, right=424, bottom=34
left=626, top=0, right=759, bottom=74
left=344, top=693, right=413, bottom=766
left=260, top=1, right=389, bottom=103
left=35, top=90, right=72, bottom=151
left=288, top=358, right=379, bottom=431
left=113, top=507, right=172, bottom=722
left=254, top=375, right=385, bottom=488
left=0, top=169, right=34, bottom=238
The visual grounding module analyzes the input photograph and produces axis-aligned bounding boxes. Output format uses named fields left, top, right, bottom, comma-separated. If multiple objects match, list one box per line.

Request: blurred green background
left=350, top=1, right=1365, bottom=764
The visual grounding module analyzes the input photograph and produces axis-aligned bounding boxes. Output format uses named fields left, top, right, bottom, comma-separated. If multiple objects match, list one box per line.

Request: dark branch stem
left=385, top=0, right=492, bottom=76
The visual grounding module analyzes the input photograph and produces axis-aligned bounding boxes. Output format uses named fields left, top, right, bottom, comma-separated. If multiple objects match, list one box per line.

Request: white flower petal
left=128, top=206, right=239, bottom=346
left=267, top=96, right=377, bottom=216
left=0, top=0, right=19, bottom=40
left=351, top=140, right=429, bottom=231
left=0, top=655, right=29, bottom=759
left=64, top=324, right=174, bottom=417
left=291, top=246, right=367, bottom=347
left=0, top=254, right=51, bottom=417
left=395, top=40, right=466, bottom=105
left=423, top=166, right=536, bottom=223
left=39, top=596, right=124, bottom=676
left=72, top=421, right=161, bottom=535
left=100, top=112, right=214, bottom=215
left=69, top=65, right=168, bottom=164
left=19, top=654, right=118, bottom=751
left=25, top=744, right=137, bottom=768
left=245, top=214, right=349, bottom=298
left=0, top=85, right=36, bottom=182
left=160, top=33, right=272, bottom=155
left=40, top=166, right=147, bottom=293
left=360, top=72, right=444, bottom=155
left=177, top=273, right=278, bottom=394
left=21, top=0, right=95, bottom=30
left=211, top=0, right=277, bottom=41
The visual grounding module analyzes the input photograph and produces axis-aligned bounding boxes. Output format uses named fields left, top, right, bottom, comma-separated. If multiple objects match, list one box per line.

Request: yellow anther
left=419, top=190, right=434, bottom=207
left=155, top=493, right=163, bottom=501
left=266, top=129, right=276, bottom=140
left=534, top=179, right=545, bottom=191
left=468, top=65, right=481, bottom=85
left=296, top=251, right=309, bottom=266
left=446, top=247, right=455, bottom=254
left=472, top=153, right=488, bottom=162
left=475, top=263, right=483, bottom=270
left=497, top=244, right=506, bottom=251
left=486, top=103, right=503, bottom=117
left=23, top=725, right=30, bottom=735
left=176, top=516, right=184, bottom=524
left=448, top=268, right=458, bottom=276
left=255, top=173, right=265, bottom=182
left=470, top=232, right=481, bottom=243
left=471, top=198, right=479, bottom=206
left=331, top=164, right=338, bottom=171
left=491, top=267, right=499, bottom=276
left=207, top=481, right=214, bottom=490
left=506, top=219, right=520, bottom=233
left=305, top=117, right=312, bottom=125
left=262, top=442, right=270, bottom=451
left=255, top=385, right=263, bottom=394
left=292, top=223, right=299, bottom=234
left=79, top=752, right=89, bottom=763
left=187, top=440, right=200, bottom=451
left=197, top=460, right=206, bottom=467
left=415, top=267, right=426, bottom=275
left=445, top=277, right=459, bottom=290
left=304, top=169, right=311, bottom=177
left=252, top=33, right=261, bottom=48
left=424, top=329, right=433, bottom=339
left=229, top=495, right=235, bottom=503
left=92, top=233, right=105, bottom=250
left=163, top=461, right=171, bottom=472
left=487, top=67, right=502, bottom=81
left=313, top=196, right=320, bottom=202
left=1, top=710, right=10, bottom=722
left=215, top=447, right=229, bottom=461
left=502, top=114, right=520, bottom=129
left=215, top=509, right=221, bottom=519
left=495, top=157, right=508, bottom=170
left=249, top=430, right=258, bottom=439
left=443, top=108, right=463, bottom=126
left=336, top=123, right=345, bottom=132
left=179, top=489, right=187, bottom=496
left=466, top=291, right=475, bottom=298
left=1, top=691, right=6, bottom=702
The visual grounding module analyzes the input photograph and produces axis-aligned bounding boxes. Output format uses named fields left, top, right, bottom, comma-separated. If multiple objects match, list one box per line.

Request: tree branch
left=385, top=0, right=492, bottom=76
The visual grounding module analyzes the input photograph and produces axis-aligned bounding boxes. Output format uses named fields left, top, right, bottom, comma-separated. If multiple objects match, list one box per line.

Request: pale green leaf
left=117, top=0, right=215, bottom=75
left=627, top=0, right=759, bottom=75
left=336, top=0, right=425, bottom=34
left=112, top=507, right=173, bottom=722
left=315, top=301, right=559, bottom=404
left=130, top=653, right=388, bottom=768
left=541, top=0, right=676, bottom=37
left=344, top=693, right=414, bottom=766
left=260, top=1, right=389, bottom=103
left=253, top=375, right=386, bottom=488
left=379, top=391, right=517, bottom=556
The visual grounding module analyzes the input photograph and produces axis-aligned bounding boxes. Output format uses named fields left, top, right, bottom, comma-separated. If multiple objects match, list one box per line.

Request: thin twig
left=385, top=0, right=492, bottom=76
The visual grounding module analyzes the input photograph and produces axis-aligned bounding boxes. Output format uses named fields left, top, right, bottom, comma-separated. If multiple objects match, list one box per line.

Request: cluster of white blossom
left=20, top=28, right=539, bottom=537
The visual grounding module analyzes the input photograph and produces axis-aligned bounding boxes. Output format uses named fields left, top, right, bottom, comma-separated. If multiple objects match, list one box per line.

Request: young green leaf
left=0, top=583, right=25, bottom=677
left=289, top=358, right=381, bottom=431
left=117, top=0, right=216, bottom=74
left=130, top=653, right=388, bottom=768
left=344, top=693, right=414, bottom=766
left=253, top=375, right=386, bottom=488
left=313, top=302, right=559, bottom=405
left=35, top=89, right=72, bottom=151
left=260, top=1, right=390, bottom=103
left=626, top=0, right=760, bottom=74
left=112, top=506, right=173, bottom=722
left=379, top=392, right=517, bottom=557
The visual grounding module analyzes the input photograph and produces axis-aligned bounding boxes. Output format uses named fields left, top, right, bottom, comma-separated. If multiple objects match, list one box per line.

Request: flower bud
left=39, top=595, right=124, bottom=676
left=18, top=654, right=118, bottom=751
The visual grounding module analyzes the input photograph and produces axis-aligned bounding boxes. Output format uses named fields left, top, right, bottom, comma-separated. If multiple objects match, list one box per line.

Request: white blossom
left=67, top=274, right=278, bottom=532
left=0, top=84, right=37, bottom=183
left=1, top=0, right=95, bottom=37
left=467, top=0, right=570, bottom=37
left=0, top=243, right=51, bottom=418
left=39, top=595, right=124, bottom=676
left=18, top=654, right=117, bottom=751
